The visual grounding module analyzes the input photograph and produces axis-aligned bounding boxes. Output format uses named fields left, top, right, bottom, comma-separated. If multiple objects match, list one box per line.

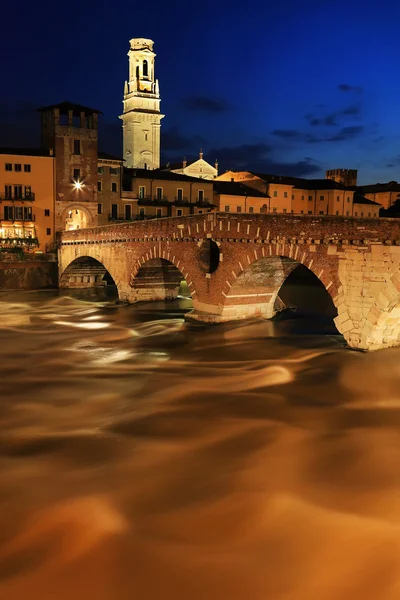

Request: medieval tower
left=120, top=38, right=164, bottom=170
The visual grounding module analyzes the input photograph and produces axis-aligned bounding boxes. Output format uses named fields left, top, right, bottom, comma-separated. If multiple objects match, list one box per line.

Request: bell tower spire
left=120, top=38, right=164, bottom=169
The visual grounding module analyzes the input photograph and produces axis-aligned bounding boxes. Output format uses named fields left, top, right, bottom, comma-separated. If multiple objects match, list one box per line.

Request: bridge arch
left=59, top=255, right=120, bottom=294
left=219, top=249, right=339, bottom=321
left=129, top=252, right=197, bottom=303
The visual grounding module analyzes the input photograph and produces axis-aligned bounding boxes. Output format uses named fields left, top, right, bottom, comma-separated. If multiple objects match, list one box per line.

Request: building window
left=347, top=197, right=350, bottom=202
left=224, top=205, right=230, bottom=212
left=98, top=203, right=103, bottom=215
left=237, top=206, right=242, bottom=212
left=156, top=187, right=163, bottom=200
left=336, top=210, right=339, bottom=215
left=300, top=210, right=304, bottom=214
left=198, top=190, right=204, bottom=202
left=139, top=186, right=145, bottom=199
left=273, top=190, right=278, bottom=197
left=284, top=192, right=288, bottom=198
left=301, top=195, right=304, bottom=201
left=291, top=194, right=294, bottom=200
left=98, top=166, right=104, bottom=174
left=368, top=212, right=371, bottom=217
left=319, top=210, right=324, bottom=214
left=320, top=195, right=324, bottom=201
left=139, top=208, right=145, bottom=218
left=73, top=168, right=80, bottom=181
left=14, top=206, right=23, bottom=220
left=4, top=206, right=13, bottom=220
left=44, top=209, right=50, bottom=216
left=346, top=211, right=350, bottom=216
left=73, top=140, right=81, bottom=155
left=336, top=196, right=340, bottom=202
left=354, top=212, right=358, bottom=216
left=5, top=185, right=12, bottom=199
left=144, top=132, right=148, bottom=141
left=24, top=164, right=31, bottom=173
left=111, top=182, right=118, bottom=192
left=283, top=208, right=287, bottom=213
left=143, top=59, right=148, bottom=77
left=14, top=163, right=21, bottom=172
left=24, top=207, right=32, bottom=220
left=361, top=212, right=364, bottom=217
left=308, top=210, right=312, bottom=214
left=14, top=185, right=22, bottom=199
left=97, top=181, right=102, bottom=192
left=273, top=207, right=277, bottom=213
left=46, top=228, right=51, bottom=235
left=156, top=208, right=162, bottom=217
left=177, top=188, right=183, bottom=202
left=5, top=163, right=12, bottom=171
left=110, top=167, right=119, bottom=175
left=111, top=204, right=118, bottom=219
left=249, top=206, right=254, bottom=213
left=177, top=208, right=183, bottom=216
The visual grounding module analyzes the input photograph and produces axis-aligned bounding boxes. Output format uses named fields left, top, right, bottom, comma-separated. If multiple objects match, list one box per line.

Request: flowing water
left=0, top=286, right=400, bottom=599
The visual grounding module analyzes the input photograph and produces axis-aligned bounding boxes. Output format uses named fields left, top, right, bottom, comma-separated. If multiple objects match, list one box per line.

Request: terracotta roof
left=36, top=101, right=102, bottom=114
left=213, top=181, right=269, bottom=198
left=0, top=146, right=53, bottom=157
left=353, top=193, right=381, bottom=206
left=98, top=151, right=123, bottom=161
left=252, top=172, right=348, bottom=190
left=356, top=181, right=400, bottom=194
left=124, top=168, right=213, bottom=184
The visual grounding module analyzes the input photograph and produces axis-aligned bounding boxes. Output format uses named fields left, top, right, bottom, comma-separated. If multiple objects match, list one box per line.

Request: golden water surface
left=0, top=290, right=399, bottom=599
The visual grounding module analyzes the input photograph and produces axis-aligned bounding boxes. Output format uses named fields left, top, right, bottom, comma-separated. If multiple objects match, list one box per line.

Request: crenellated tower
left=120, top=38, right=164, bottom=169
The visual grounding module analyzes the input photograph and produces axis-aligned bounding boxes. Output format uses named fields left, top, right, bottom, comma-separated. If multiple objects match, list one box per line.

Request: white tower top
left=120, top=37, right=164, bottom=169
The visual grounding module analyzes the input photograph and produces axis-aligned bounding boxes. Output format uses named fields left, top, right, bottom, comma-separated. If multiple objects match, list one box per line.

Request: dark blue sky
left=1, top=0, right=400, bottom=183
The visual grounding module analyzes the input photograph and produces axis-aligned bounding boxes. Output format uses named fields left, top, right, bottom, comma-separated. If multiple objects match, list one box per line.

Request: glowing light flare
left=73, top=180, right=84, bottom=190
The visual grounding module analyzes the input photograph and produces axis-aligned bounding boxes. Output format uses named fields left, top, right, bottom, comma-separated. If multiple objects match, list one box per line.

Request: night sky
left=1, top=0, right=400, bottom=183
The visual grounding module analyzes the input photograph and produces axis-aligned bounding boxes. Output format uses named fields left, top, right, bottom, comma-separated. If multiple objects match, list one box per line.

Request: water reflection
left=0, top=289, right=399, bottom=600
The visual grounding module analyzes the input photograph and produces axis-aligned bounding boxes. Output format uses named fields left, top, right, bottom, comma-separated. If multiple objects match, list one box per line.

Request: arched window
left=143, top=60, right=148, bottom=77
left=136, top=65, right=139, bottom=79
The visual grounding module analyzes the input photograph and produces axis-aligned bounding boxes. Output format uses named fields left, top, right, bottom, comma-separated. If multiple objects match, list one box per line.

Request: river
left=0, top=285, right=400, bottom=599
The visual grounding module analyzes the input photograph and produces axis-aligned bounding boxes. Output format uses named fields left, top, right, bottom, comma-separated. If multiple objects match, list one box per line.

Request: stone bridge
left=58, top=213, right=400, bottom=351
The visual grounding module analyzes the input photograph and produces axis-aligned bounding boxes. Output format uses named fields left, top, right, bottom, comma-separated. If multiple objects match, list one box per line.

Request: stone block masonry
left=59, top=213, right=400, bottom=351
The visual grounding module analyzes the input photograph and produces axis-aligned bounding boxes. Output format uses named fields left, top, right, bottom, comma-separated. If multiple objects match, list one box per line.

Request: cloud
left=338, top=83, right=363, bottom=93
left=202, top=142, right=321, bottom=177
left=182, top=96, right=230, bottom=113
left=327, top=126, right=364, bottom=142
left=305, top=104, right=361, bottom=128
left=161, top=126, right=206, bottom=151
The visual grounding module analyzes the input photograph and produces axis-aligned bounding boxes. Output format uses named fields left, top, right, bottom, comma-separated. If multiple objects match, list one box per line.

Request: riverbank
left=0, top=251, right=58, bottom=290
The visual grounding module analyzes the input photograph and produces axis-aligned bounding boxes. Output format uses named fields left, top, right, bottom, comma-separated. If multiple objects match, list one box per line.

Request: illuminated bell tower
left=120, top=38, right=164, bottom=169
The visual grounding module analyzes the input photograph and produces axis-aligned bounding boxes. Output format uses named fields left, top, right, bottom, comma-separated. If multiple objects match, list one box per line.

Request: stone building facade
left=38, top=101, right=100, bottom=232
left=120, top=38, right=163, bottom=170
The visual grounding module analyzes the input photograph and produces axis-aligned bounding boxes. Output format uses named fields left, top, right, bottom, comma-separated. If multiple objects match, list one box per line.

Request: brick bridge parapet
left=59, top=213, right=400, bottom=351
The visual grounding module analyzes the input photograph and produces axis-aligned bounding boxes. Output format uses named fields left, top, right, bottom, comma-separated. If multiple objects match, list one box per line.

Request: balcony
left=0, top=193, right=36, bottom=202
left=138, top=196, right=170, bottom=207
